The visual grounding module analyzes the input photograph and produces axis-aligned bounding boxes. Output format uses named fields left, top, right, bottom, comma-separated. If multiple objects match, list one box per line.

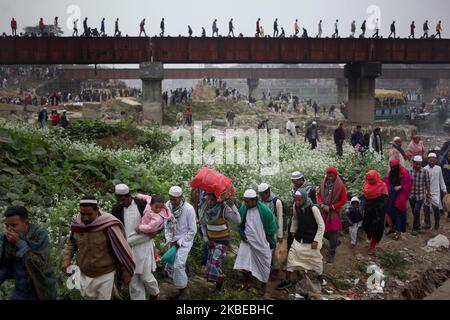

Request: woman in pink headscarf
left=318, top=166, right=347, bottom=263
left=384, top=158, right=413, bottom=240
left=405, top=134, right=425, bottom=161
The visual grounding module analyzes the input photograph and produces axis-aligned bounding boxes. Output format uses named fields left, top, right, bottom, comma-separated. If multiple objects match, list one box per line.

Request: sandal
left=393, top=233, right=401, bottom=240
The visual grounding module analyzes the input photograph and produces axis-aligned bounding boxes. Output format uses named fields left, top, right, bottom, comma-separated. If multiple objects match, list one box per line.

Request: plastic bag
left=161, top=246, right=177, bottom=265
left=190, top=167, right=235, bottom=199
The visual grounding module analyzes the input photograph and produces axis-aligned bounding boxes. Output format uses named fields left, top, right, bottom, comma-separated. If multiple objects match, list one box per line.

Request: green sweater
left=238, top=201, right=279, bottom=249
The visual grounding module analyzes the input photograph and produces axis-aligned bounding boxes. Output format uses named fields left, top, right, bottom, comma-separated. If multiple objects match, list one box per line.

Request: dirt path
left=156, top=215, right=450, bottom=300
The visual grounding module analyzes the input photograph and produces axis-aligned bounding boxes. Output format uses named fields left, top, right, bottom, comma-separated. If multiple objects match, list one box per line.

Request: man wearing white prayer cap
left=410, top=155, right=430, bottom=235
left=111, top=184, right=160, bottom=300
left=169, top=186, right=183, bottom=197
left=257, top=182, right=284, bottom=278
left=424, top=153, right=448, bottom=230
left=234, top=188, right=278, bottom=296
left=289, top=171, right=317, bottom=250
left=164, top=185, right=197, bottom=299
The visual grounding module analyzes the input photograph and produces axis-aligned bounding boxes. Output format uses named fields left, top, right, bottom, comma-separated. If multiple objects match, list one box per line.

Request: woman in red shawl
left=318, top=166, right=347, bottom=263
left=384, top=158, right=413, bottom=240
left=362, top=170, right=388, bottom=255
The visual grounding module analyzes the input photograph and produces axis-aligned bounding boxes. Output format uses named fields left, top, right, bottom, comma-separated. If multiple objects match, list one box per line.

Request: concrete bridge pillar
left=140, top=61, right=163, bottom=124
left=421, top=78, right=440, bottom=103
left=344, top=62, right=382, bottom=124
left=247, top=78, right=259, bottom=99
left=336, top=78, right=348, bottom=103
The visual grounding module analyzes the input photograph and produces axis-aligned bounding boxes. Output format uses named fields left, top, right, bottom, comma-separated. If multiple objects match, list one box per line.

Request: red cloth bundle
left=190, top=167, right=235, bottom=199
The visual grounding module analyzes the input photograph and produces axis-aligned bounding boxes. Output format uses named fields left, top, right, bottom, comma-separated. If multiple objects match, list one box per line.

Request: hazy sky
left=2, top=0, right=449, bottom=38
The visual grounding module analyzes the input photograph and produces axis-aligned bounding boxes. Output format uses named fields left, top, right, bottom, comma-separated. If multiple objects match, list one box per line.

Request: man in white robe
left=113, top=184, right=159, bottom=300
left=424, top=153, right=448, bottom=229
left=286, top=118, right=297, bottom=143
left=164, top=186, right=197, bottom=299
left=234, top=189, right=277, bottom=296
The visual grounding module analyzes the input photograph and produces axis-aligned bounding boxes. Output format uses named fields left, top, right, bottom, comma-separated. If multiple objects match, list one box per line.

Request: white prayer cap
left=312, top=121, right=317, bottom=125
left=257, top=183, right=270, bottom=193
left=413, top=155, right=423, bottom=162
left=169, top=186, right=183, bottom=197
left=115, top=184, right=130, bottom=195
left=428, top=153, right=437, bottom=158
left=291, top=171, right=303, bottom=180
left=243, top=189, right=257, bottom=198
left=392, top=136, right=401, bottom=143
left=350, top=196, right=361, bottom=204
left=294, top=190, right=302, bottom=196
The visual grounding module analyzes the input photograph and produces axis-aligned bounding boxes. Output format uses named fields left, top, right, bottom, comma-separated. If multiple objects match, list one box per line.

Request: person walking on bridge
left=201, top=27, right=206, bottom=37
left=114, top=18, right=120, bottom=36
left=256, top=18, right=261, bottom=37
left=350, top=20, right=356, bottom=38
left=100, top=18, right=106, bottom=36
left=83, top=17, right=88, bottom=37
left=160, top=18, right=165, bottom=37
left=139, top=19, right=147, bottom=37
left=423, top=20, right=429, bottom=38
left=409, top=21, right=416, bottom=39
left=388, top=21, right=396, bottom=38
left=72, top=19, right=78, bottom=36
left=435, top=20, right=442, bottom=39
left=360, top=20, right=366, bottom=38
left=228, top=18, right=235, bottom=37
left=332, top=19, right=339, bottom=38
left=38, top=18, right=45, bottom=36
left=294, top=19, right=300, bottom=37
left=372, top=19, right=380, bottom=38
left=273, top=18, right=279, bottom=37
left=212, top=19, right=219, bottom=37
left=317, top=20, right=323, bottom=38
left=188, top=25, right=193, bottom=37
left=11, top=18, right=17, bottom=36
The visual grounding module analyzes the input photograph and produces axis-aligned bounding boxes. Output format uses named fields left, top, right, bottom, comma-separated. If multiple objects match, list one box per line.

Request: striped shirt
left=410, top=168, right=430, bottom=200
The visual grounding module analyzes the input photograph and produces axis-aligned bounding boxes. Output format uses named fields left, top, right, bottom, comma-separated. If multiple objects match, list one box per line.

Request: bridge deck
left=1, top=37, right=449, bottom=65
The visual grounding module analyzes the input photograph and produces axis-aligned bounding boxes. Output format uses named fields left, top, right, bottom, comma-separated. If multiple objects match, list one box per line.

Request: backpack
left=272, top=197, right=289, bottom=233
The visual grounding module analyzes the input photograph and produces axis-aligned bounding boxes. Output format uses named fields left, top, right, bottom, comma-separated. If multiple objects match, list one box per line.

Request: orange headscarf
left=363, top=170, right=388, bottom=200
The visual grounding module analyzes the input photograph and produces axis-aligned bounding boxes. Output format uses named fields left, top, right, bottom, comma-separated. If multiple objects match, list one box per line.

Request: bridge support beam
left=247, top=78, right=259, bottom=99
left=421, top=78, right=440, bottom=103
left=344, top=62, right=382, bottom=124
left=336, top=78, right=348, bottom=103
left=140, top=62, right=163, bottom=124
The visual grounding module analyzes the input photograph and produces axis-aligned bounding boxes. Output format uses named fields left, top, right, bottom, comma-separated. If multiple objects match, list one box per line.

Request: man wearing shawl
left=198, top=192, right=240, bottom=295
left=389, top=137, right=407, bottom=165
left=234, top=189, right=278, bottom=296
left=369, top=128, right=383, bottom=160
left=0, top=206, right=56, bottom=300
left=111, top=184, right=159, bottom=300
left=164, top=186, right=197, bottom=299
left=362, top=170, right=388, bottom=255
left=277, top=190, right=325, bottom=291
left=424, top=153, right=448, bottom=230
left=384, top=158, right=413, bottom=240
left=257, top=183, right=284, bottom=278
left=317, top=167, right=347, bottom=263
left=289, top=171, right=317, bottom=250
left=62, top=195, right=135, bottom=300
left=405, top=135, right=425, bottom=161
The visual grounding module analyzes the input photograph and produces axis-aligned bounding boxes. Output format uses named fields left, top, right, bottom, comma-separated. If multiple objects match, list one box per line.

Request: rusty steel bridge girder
left=1, top=37, right=450, bottom=65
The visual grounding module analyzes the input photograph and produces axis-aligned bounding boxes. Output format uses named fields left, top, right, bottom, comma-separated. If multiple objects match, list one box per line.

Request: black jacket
left=111, top=198, right=147, bottom=224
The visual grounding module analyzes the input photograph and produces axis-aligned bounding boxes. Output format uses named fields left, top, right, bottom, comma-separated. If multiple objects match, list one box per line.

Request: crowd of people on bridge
left=3, top=16, right=446, bottom=39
